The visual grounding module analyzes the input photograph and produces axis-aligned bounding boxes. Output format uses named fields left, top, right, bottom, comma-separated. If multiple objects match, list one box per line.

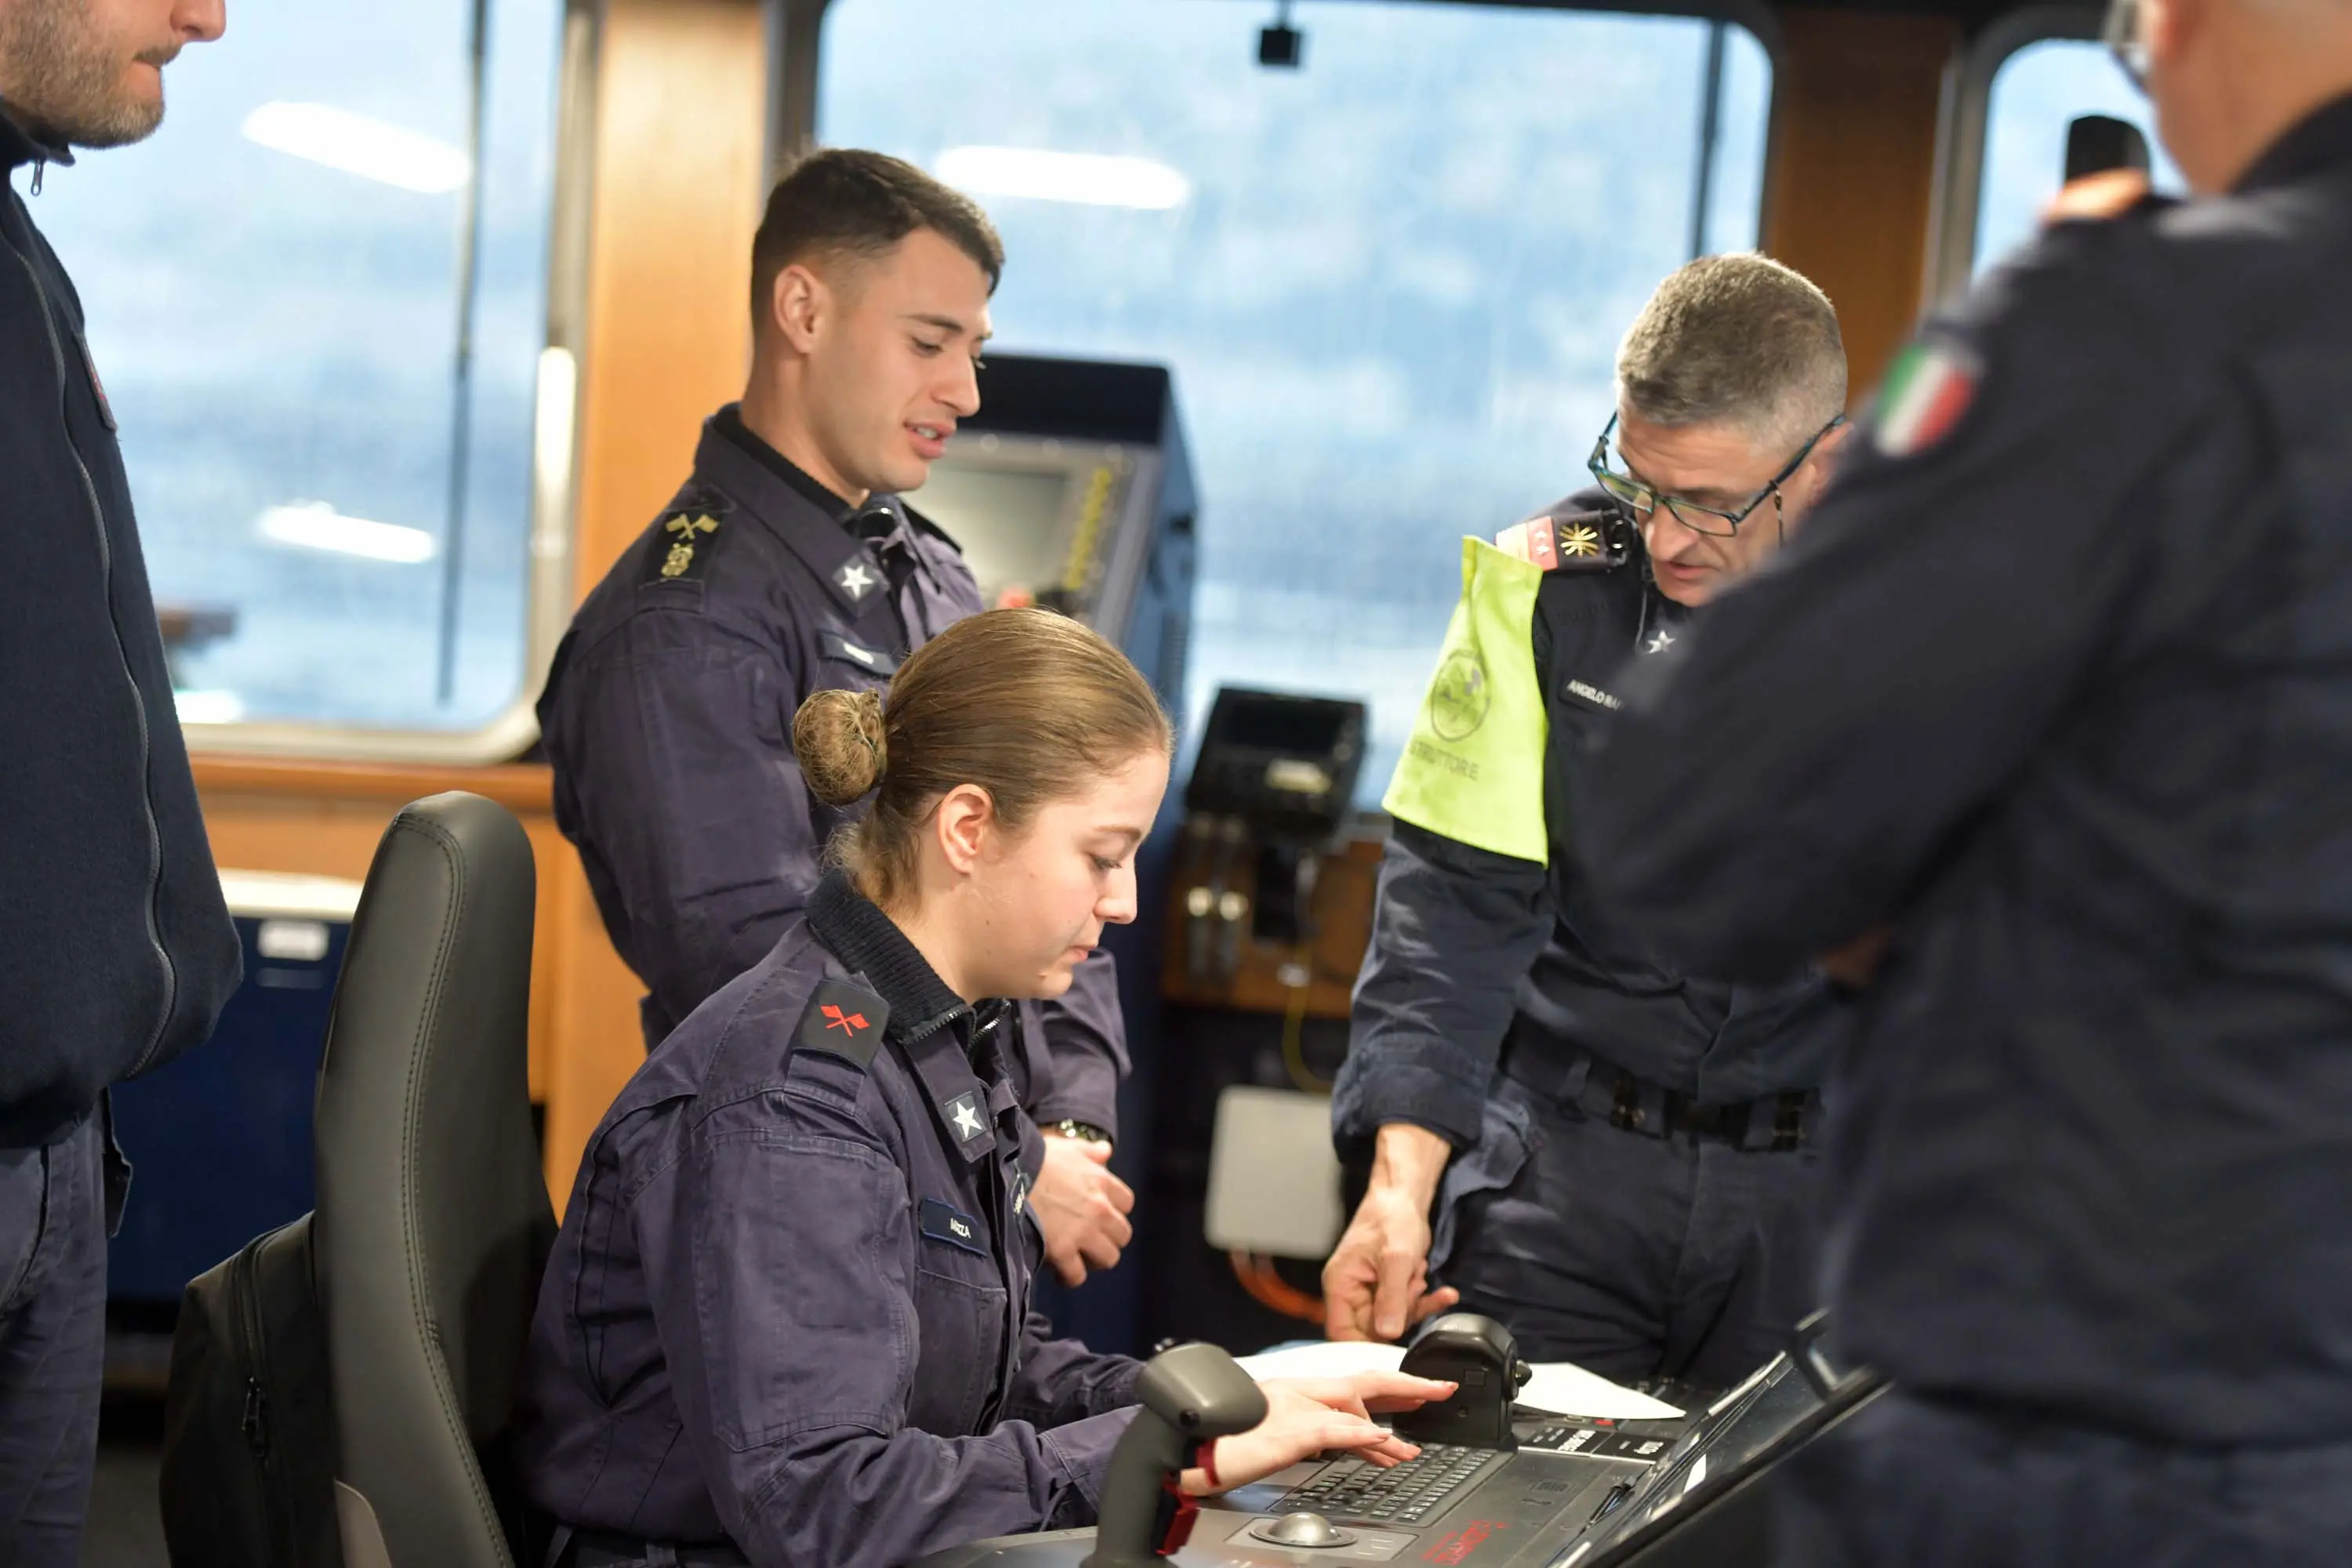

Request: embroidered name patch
left=1564, top=679, right=1622, bottom=712
left=919, top=1197, right=987, bottom=1256
left=818, top=629, right=898, bottom=674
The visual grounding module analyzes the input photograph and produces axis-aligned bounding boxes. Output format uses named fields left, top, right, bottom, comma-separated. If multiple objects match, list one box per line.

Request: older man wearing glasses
left=1321, top=253, right=1852, bottom=1391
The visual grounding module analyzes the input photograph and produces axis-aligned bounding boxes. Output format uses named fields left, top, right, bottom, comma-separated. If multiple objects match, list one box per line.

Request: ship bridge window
left=1973, top=35, right=2183, bottom=275
left=820, top=0, right=1774, bottom=803
left=27, top=0, right=578, bottom=757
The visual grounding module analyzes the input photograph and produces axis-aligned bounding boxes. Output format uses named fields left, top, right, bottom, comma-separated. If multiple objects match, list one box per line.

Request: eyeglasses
left=1586, top=412, right=1846, bottom=538
left=2104, top=0, right=2149, bottom=93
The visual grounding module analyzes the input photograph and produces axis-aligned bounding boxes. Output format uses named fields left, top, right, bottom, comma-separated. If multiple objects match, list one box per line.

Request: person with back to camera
left=517, top=607, right=1457, bottom=1568
left=1580, top=0, right=2352, bottom=1559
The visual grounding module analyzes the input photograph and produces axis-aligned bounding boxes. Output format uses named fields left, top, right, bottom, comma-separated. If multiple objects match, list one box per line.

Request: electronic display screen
left=1218, top=699, right=1349, bottom=755
left=909, top=459, right=1079, bottom=608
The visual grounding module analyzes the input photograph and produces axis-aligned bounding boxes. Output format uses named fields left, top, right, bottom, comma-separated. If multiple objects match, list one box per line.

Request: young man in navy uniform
left=539, top=151, right=1134, bottom=1285
left=1, top=0, right=240, bottom=1554
left=1582, top=0, right=2352, bottom=1558
left=1323, top=256, right=1853, bottom=1388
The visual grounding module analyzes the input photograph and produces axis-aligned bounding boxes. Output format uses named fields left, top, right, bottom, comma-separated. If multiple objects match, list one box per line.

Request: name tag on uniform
left=819, top=629, right=899, bottom=675
left=919, top=1197, right=986, bottom=1256
left=1563, top=677, right=1623, bottom=712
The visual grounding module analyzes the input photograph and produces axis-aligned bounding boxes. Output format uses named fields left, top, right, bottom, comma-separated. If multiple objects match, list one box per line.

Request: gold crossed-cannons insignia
left=659, top=514, right=720, bottom=579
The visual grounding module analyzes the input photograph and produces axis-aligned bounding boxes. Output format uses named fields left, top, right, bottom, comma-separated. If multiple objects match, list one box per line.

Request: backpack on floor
left=159, top=1213, right=345, bottom=1568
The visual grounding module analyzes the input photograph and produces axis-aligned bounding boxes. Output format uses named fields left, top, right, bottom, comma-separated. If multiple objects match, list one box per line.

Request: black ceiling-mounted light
left=1259, top=0, right=1305, bottom=69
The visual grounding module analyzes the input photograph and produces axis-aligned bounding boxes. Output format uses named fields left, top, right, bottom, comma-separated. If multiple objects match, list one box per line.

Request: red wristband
left=1197, top=1439, right=1221, bottom=1490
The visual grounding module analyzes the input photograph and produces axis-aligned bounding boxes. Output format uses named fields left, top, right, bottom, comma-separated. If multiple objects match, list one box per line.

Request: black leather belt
left=560, top=1528, right=750, bottom=1567
left=1606, top=1075, right=1813, bottom=1152
left=1501, top=1040, right=1817, bottom=1152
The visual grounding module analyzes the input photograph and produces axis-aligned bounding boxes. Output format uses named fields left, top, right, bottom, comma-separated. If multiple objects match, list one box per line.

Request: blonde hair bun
left=812, top=608, right=1174, bottom=906
left=794, top=686, right=887, bottom=805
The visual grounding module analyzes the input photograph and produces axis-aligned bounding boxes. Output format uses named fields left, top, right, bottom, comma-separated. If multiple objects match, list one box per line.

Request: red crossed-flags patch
left=798, top=982, right=888, bottom=1065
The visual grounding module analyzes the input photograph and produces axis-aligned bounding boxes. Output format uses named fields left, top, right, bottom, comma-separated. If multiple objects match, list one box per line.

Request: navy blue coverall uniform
left=1581, top=93, right=2352, bottom=1568
left=1336, top=493, right=1842, bottom=1388
left=539, top=408, right=1126, bottom=1134
left=517, top=871, right=1142, bottom=1567
left=2, top=115, right=239, bottom=1551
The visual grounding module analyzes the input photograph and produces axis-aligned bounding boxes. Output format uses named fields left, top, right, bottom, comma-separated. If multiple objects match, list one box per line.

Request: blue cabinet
left=107, top=872, right=360, bottom=1304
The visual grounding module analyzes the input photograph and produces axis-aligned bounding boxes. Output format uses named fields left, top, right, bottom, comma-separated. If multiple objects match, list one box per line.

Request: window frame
left=181, top=0, right=600, bottom=764
left=1923, top=2, right=2111, bottom=307
left=775, top=0, right=1786, bottom=198
left=791, top=0, right=1785, bottom=804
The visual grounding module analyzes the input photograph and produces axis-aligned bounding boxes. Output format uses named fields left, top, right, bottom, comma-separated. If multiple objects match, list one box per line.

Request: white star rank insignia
left=1646, top=628, right=1676, bottom=655
left=837, top=560, right=878, bottom=600
left=947, top=1092, right=985, bottom=1144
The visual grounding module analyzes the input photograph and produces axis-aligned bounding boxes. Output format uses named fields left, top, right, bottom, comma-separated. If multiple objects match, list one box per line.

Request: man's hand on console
left=1323, top=1123, right=1461, bottom=1341
left=1031, top=1131, right=1135, bottom=1287
left=1181, top=1374, right=1456, bottom=1496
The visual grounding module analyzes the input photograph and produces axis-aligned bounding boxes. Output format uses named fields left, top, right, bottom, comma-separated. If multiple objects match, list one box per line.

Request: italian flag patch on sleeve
left=1874, top=338, right=1980, bottom=458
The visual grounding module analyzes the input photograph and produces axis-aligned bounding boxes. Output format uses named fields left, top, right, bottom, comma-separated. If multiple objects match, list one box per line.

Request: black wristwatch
left=1046, top=1119, right=1112, bottom=1146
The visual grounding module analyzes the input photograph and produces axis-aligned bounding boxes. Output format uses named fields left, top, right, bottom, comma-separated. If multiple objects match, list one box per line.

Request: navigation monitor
left=910, top=433, right=1156, bottom=641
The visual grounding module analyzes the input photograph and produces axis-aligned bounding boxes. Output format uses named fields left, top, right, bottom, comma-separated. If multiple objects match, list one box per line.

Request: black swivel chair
left=313, top=792, right=556, bottom=1567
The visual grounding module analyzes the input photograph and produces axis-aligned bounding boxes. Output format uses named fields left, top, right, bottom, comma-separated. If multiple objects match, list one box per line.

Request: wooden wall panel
left=574, top=0, right=770, bottom=591
left=1762, top=9, right=1960, bottom=403
left=537, top=0, right=774, bottom=1200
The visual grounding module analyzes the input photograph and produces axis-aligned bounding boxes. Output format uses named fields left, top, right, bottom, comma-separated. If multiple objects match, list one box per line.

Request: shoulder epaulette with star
left=1493, top=508, right=1627, bottom=573
left=793, top=978, right=890, bottom=1069
left=644, top=488, right=734, bottom=584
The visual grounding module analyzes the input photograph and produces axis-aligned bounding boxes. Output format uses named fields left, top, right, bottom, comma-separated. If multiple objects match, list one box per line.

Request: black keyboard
left=1270, top=1443, right=1497, bottom=1529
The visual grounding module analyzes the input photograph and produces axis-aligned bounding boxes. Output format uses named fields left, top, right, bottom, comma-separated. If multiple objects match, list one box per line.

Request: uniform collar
left=807, top=870, right=973, bottom=1045
left=2234, top=90, right=2352, bottom=195
left=806, top=872, right=1019, bottom=1164
left=692, top=411, right=896, bottom=617
left=713, top=404, right=855, bottom=521
left=0, top=104, right=71, bottom=173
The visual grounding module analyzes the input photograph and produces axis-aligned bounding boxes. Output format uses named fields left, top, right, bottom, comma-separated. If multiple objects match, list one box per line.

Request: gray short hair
left=1615, top=254, right=1847, bottom=452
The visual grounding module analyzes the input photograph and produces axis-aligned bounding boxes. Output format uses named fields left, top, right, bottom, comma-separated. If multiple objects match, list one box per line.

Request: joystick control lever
left=1085, top=1342, right=1267, bottom=1566
left=1392, top=1312, right=1533, bottom=1450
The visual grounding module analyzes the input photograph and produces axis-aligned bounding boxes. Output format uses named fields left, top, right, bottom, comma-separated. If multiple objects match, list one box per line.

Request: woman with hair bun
left=518, top=608, right=1453, bottom=1568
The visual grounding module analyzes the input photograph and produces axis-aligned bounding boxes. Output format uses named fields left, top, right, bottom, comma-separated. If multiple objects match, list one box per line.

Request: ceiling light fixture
left=935, top=146, right=1191, bottom=211
left=258, top=502, right=437, bottom=564
left=241, top=101, right=471, bottom=194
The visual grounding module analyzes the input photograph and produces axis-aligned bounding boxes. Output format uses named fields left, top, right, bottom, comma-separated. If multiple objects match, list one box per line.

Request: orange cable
left=1228, top=1249, right=1327, bottom=1326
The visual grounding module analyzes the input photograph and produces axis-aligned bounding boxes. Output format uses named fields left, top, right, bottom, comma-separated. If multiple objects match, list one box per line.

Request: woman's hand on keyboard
left=1182, top=1380, right=1448, bottom=1495
left=1262, top=1370, right=1460, bottom=1421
